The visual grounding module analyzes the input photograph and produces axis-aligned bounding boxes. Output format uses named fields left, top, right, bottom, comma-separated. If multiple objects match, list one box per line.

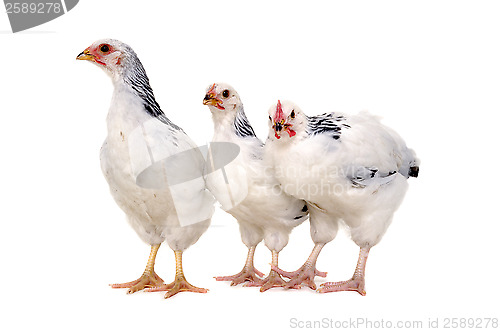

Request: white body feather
left=266, top=109, right=418, bottom=248
left=207, top=107, right=307, bottom=253
left=101, top=82, right=212, bottom=251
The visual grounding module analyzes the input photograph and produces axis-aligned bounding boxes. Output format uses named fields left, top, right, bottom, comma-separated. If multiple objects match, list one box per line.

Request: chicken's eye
left=290, top=110, right=295, bottom=119
left=99, top=44, right=110, bottom=53
left=269, top=116, right=272, bottom=121
left=222, top=90, right=230, bottom=98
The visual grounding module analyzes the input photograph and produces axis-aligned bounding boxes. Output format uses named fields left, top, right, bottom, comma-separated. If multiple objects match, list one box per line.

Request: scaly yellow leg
left=146, top=250, right=208, bottom=299
left=110, top=244, right=165, bottom=294
left=318, top=247, right=370, bottom=296
left=272, top=243, right=327, bottom=290
left=246, top=250, right=292, bottom=292
left=215, top=245, right=265, bottom=286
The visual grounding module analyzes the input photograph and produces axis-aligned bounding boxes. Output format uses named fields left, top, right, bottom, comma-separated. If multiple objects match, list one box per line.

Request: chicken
left=265, top=100, right=419, bottom=295
left=76, top=39, right=214, bottom=298
left=203, top=83, right=311, bottom=291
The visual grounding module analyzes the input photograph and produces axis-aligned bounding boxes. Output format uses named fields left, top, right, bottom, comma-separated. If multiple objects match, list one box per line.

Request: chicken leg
left=272, top=243, right=327, bottom=290
left=215, top=246, right=265, bottom=286
left=246, top=250, right=298, bottom=292
left=110, top=244, right=165, bottom=294
left=318, top=247, right=369, bottom=296
left=146, top=250, right=208, bottom=299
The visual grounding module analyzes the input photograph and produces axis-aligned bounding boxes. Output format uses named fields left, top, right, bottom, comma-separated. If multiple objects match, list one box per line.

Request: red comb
left=207, top=83, right=216, bottom=95
left=274, top=100, right=284, bottom=122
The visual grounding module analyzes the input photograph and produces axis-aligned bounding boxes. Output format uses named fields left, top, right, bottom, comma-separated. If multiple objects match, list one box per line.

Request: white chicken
left=265, top=100, right=419, bottom=295
left=77, top=39, right=214, bottom=298
left=203, top=83, right=311, bottom=291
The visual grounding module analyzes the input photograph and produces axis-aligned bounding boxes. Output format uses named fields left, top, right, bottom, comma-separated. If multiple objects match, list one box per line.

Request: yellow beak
left=76, top=49, right=95, bottom=61
left=203, top=93, right=220, bottom=106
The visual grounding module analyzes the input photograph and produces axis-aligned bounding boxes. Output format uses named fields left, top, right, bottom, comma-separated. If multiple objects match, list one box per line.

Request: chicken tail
left=408, top=166, right=419, bottom=178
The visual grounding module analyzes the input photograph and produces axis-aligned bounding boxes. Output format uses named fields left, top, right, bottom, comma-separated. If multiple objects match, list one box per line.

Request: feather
left=83, top=39, right=213, bottom=249
left=306, top=112, right=350, bottom=140
left=234, top=109, right=257, bottom=138
left=205, top=83, right=309, bottom=275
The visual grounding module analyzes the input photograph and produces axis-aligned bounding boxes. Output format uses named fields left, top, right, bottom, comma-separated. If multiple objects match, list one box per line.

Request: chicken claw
left=244, top=250, right=300, bottom=292
left=215, top=246, right=264, bottom=286
left=145, top=250, right=208, bottom=299
left=272, top=265, right=326, bottom=290
left=317, top=247, right=369, bottom=296
left=318, top=277, right=366, bottom=296
left=110, top=244, right=165, bottom=294
left=147, top=275, right=208, bottom=298
left=246, top=270, right=297, bottom=292
left=110, top=272, right=165, bottom=294
left=271, top=243, right=326, bottom=290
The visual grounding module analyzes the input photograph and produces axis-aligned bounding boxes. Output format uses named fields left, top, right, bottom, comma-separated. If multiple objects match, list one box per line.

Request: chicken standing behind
left=203, top=83, right=315, bottom=291
left=77, top=39, right=214, bottom=298
left=265, top=100, right=419, bottom=295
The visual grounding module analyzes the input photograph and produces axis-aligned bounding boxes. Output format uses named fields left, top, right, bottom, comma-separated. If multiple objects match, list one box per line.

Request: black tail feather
left=293, top=204, right=309, bottom=220
left=409, top=166, right=419, bottom=178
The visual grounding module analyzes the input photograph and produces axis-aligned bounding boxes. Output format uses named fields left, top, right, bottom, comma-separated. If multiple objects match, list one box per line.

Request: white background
left=1, top=1, right=499, bottom=331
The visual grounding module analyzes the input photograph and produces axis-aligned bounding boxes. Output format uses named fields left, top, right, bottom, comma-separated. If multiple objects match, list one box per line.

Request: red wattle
left=287, top=129, right=296, bottom=137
